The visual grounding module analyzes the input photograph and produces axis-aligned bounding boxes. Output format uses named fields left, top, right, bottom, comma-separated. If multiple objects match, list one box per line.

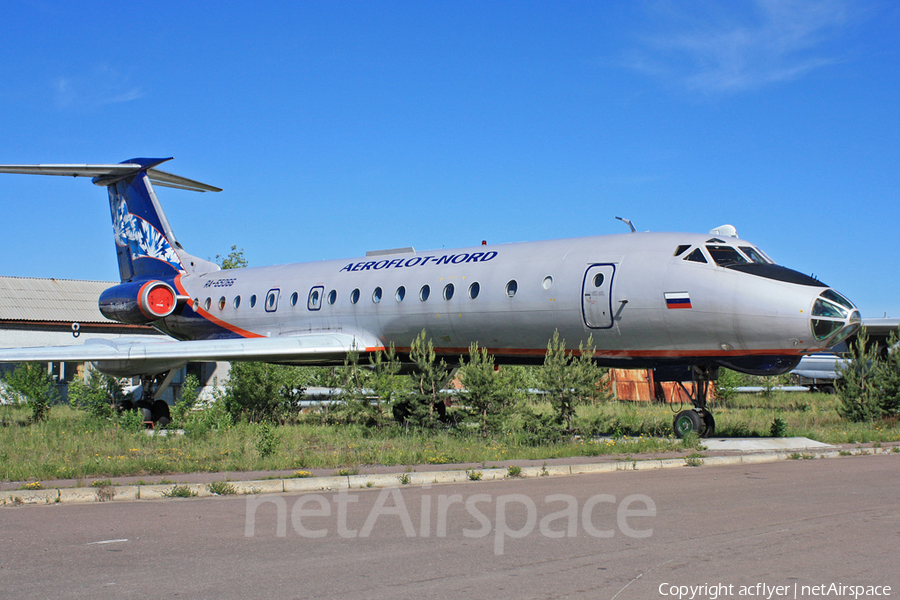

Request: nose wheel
left=672, top=366, right=717, bottom=438
left=673, top=407, right=715, bottom=438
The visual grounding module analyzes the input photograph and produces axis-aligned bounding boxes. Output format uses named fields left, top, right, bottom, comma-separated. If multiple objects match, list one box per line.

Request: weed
left=839, top=450, right=852, bottom=456
left=291, top=470, right=313, bottom=478
left=22, top=481, right=42, bottom=490
left=507, top=465, right=522, bottom=477
left=539, top=463, right=549, bottom=477
left=94, top=482, right=115, bottom=502
left=892, top=447, right=900, bottom=454
left=684, top=452, right=705, bottom=467
left=336, top=468, right=359, bottom=476
left=770, top=417, right=788, bottom=438
left=398, top=473, right=411, bottom=485
left=365, top=481, right=374, bottom=488
left=789, top=453, right=801, bottom=460
left=467, top=470, right=483, bottom=481
left=162, top=485, right=197, bottom=498
left=255, top=422, right=279, bottom=458
left=207, top=481, right=237, bottom=496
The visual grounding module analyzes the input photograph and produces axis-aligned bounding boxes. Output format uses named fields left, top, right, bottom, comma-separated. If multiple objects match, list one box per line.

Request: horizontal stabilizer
left=0, top=162, right=221, bottom=193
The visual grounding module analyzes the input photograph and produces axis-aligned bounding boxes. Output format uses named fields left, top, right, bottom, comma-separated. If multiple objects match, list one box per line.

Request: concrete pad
left=347, top=473, right=403, bottom=489
left=0, top=488, right=59, bottom=505
left=284, top=476, right=348, bottom=492
left=519, top=465, right=570, bottom=478
left=569, top=463, right=618, bottom=475
left=231, top=480, right=283, bottom=495
left=57, top=485, right=140, bottom=504
left=138, top=483, right=210, bottom=500
left=701, top=437, right=834, bottom=452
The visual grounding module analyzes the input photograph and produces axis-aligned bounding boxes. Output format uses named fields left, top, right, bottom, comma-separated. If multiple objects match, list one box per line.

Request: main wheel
left=134, top=400, right=153, bottom=423
left=673, top=409, right=703, bottom=438
left=151, top=400, right=171, bottom=427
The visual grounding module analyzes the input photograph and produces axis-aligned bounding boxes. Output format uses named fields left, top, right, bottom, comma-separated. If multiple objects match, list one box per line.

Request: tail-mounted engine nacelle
left=99, top=280, right=183, bottom=324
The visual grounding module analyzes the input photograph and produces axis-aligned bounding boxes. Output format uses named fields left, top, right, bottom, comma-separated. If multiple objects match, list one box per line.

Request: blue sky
left=1, top=1, right=898, bottom=318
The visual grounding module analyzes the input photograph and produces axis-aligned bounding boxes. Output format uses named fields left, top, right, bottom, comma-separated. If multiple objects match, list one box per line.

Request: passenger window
left=290, top=292, right=299, bottom=307
left=373, top=287, right=383, bottom=303
left=395, top=286, right=406, bottom=302
left=204, top=298, right=212, bottom=311
left=542, top=276, right=553, bottom=290
left=233, top=295, right=241, bottom=309
left=419, top=285, right=430, bottom=301
left=506, top=280, right=518, bottom=298
left=350, top=288, right=360, bottom=304
left=684, top=249, right=708, bottom=264
left=218, top=297, right=226, bottom=310
left=468, top=282, right=480, bottom=299
left=249, top=294, right=257, bottom=308
left=443, top=283, right=454, bottom=300
left=593, top=273, right=604, bottom=287
left=327, top=290, right=337, bottom=305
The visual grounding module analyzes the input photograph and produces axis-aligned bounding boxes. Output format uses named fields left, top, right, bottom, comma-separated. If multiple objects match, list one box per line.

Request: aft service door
left=582, top=264, right=615, bottom=329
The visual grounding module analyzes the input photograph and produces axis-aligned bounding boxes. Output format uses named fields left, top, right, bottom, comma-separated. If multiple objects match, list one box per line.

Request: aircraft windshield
left=738, top=246, right=771, bottom=264
left=706, top=245, right=749, bottom=267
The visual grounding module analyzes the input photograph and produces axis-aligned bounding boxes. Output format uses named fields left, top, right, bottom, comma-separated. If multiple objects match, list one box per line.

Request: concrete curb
left=1, top=446, right=894, bottom=507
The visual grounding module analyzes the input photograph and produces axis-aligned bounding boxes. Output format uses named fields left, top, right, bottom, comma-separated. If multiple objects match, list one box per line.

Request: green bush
left=1, top=363, right=59, bottom=423
left=222, top=362, right=306, bottom=423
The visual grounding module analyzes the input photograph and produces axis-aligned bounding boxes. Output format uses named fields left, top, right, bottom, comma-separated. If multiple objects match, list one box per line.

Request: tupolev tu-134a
left=0, top=158, right=861, bottom=437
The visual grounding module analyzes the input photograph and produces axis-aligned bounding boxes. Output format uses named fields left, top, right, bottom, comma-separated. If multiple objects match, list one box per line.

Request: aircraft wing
left=0, top=332, right=380, bottom=374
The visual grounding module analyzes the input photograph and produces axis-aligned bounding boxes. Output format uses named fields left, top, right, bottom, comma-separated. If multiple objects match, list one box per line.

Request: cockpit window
left=738, top=246, right=770, bottom=264
left=684, top=248, right=708, bottom=263
left=706, top=238, right=726, bottom=244
left=706, top=245, right=749, bottom=267
left=821, top=289, right=855, bottom=311
left=674, top=244, right=691, bottom=257
left=812, top=298, right=848, bottom=319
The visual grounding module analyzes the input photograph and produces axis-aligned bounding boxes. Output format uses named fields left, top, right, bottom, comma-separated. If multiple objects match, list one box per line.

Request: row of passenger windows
left=195, top=277, right=556, bottom=314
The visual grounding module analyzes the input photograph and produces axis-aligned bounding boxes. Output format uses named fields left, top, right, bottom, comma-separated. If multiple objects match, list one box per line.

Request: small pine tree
left=394, top=330, right=450, bottom=427
left=459, top=343, right=518, bottom=437
left=367, top=344, right=405, bottom=430
left=540, top=331, right=606, bottom=432
left=837, top=333, right=882, bottom=422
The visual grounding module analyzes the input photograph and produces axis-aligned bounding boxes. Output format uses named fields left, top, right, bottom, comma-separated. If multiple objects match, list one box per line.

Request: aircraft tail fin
left=0, top=158, right=222, bottom=282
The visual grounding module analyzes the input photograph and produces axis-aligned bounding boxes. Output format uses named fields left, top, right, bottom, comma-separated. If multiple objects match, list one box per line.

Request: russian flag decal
left=665, top=292, right=692, bottom=309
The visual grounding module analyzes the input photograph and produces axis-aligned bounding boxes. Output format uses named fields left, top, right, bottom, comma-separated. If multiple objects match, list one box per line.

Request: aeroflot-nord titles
left=339, top=252, right=499, bottom=272
left=0, top=158, right=861, bottom=436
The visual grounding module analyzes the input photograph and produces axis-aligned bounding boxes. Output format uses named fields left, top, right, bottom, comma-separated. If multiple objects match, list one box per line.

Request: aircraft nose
left=810, top=289, right=860, bottom=348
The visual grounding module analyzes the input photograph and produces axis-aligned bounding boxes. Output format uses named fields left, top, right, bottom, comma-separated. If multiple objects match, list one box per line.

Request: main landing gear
left=672, top=366, right=717, bottom=438
left=115, top=371, right=174, bottom=427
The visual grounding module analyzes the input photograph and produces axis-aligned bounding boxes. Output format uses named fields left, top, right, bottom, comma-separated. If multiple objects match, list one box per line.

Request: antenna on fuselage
left=616, top=217, right=636, bottom=233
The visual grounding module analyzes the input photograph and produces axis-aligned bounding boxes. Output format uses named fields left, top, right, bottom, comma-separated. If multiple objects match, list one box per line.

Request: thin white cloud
left=52, top=65, right=145, bottom=109
left=630, top=0, right=851, bottom=93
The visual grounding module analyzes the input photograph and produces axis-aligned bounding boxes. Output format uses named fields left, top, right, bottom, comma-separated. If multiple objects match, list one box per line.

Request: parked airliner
left=0, top=158, right=861, bottom=436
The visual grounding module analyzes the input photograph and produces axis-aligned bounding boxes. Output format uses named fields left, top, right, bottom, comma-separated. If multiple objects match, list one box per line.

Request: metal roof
left=0, top=277, right=116, bottom=324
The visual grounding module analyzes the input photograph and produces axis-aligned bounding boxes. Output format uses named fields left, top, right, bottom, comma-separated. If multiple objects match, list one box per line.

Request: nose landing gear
left=672, top=366, right=717, bottom=438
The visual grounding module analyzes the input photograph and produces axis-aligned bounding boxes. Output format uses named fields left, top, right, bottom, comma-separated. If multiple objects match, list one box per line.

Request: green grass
left=0, top=391, right=897, bottom=484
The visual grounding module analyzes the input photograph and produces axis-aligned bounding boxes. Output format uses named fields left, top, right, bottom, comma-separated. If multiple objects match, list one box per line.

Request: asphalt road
left=1, top=454, right=898, bottom=599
